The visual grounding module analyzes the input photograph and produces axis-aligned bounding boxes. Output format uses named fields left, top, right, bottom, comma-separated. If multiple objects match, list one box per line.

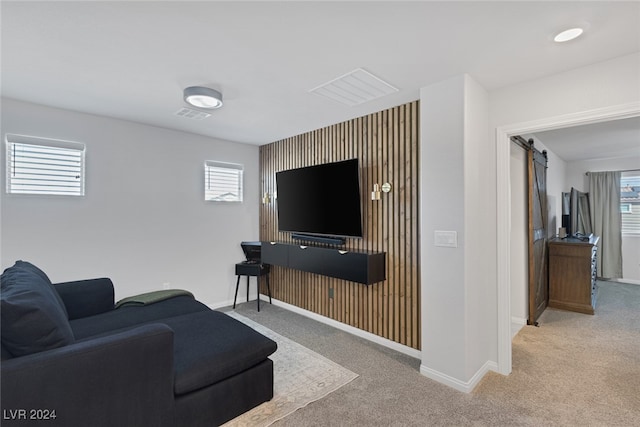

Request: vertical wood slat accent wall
left=259, top=100, right=420, bottom=350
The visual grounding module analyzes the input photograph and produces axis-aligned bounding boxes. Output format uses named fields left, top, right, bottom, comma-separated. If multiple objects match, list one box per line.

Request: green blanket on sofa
left=115, top=289, right=194, bottom=309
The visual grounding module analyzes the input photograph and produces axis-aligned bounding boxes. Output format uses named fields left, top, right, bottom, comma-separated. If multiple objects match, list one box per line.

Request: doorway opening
left=495, top=103, right=640, bottom=376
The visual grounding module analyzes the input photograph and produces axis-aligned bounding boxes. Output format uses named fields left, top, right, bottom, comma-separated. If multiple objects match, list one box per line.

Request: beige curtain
left=588, top=171, right=622, bottom=278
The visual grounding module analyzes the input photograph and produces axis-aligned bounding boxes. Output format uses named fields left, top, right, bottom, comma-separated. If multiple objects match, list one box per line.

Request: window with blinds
left=6, top=134, right=85, bottom=196
left=204, top=161, right=243, bottom=202
left=621, top=173, right=640, bottom=235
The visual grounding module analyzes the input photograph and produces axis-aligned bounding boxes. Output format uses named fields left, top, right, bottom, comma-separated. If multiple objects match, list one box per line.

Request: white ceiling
left=1, top=1, right=639, bottom=146
left=531, top=116, right=640, bottom=162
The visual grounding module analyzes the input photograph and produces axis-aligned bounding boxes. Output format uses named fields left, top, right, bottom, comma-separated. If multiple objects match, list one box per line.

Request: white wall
left=420, top=74, right=494, bottom=391
left=491, top=53, right=640, bottom=128
left=463, top=75, right=494, bottom=379
left=420, top=76, right=467, bottom=383
left=509, top=144, right=528, bottom=332
left=0, top=98, right=260, bottom=306
left=622, top=234, right=640, bottom=283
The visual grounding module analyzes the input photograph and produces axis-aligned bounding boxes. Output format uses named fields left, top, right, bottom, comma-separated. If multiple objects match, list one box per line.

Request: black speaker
left=562, top=214, right=571, bottom=236
left=291, top=233, right=346, bottom=246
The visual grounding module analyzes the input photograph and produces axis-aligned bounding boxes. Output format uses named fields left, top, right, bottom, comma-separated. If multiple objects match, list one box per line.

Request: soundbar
left=291, top=233, right=346, bottom=246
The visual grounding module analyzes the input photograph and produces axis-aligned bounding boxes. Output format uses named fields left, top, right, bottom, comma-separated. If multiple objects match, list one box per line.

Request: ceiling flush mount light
left=554, top=27, right=584, bottom=43
left=183, top=86, right=223, bottom=109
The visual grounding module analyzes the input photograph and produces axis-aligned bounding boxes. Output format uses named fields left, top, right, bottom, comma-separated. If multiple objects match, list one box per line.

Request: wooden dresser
left=548, top=235, right=599, bottom=315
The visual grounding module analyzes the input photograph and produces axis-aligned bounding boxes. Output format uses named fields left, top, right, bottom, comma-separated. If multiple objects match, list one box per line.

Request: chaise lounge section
left=1, top=261, right=277, bottom=426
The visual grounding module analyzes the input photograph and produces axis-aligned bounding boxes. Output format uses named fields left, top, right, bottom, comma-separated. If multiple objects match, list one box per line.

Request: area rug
left=222, top=312, right=359, bottom=427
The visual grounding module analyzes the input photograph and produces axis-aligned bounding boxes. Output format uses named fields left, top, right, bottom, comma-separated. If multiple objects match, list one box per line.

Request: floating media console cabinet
left=262, top=242, right=386, bottom=285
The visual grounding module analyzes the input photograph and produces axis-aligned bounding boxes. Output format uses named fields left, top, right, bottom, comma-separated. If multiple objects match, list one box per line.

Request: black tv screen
left=276, top=159, right=363, bottom=238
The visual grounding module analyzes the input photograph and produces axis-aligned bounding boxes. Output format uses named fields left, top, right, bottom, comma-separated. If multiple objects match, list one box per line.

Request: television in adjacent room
left=275, top=158, right=363, bottom=240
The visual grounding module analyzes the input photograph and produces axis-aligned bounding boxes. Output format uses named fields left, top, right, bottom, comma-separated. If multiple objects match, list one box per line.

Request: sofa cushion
left=13, top=260, right=69, bottom=319
left=70, top=295, right=210, bottom=340
left=54, top=278, right=115, bottom=320
left=1, top=263, right=75, bottom=357
left=1, top=343, right=14, bottom=361
left=163, top=311, right=277, bottom=395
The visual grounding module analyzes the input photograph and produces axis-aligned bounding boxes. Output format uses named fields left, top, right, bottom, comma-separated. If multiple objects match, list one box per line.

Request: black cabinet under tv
left=262, top=242, right=386, bottom=285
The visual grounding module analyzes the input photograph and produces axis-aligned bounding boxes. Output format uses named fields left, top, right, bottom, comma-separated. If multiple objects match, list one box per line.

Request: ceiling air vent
left=174, top=107, right=211, bottom=120
left=309, top=68, right=398, bottom=106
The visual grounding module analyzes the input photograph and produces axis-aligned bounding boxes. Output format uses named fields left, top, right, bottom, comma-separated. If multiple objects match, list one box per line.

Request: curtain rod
left=585, top=169, right=640, bottom=176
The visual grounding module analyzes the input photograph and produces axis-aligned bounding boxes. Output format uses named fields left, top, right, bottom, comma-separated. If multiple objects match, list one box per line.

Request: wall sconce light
left=371, top=183, right=381, bottom=200
left=262, top=192, right=271, bottom=204
left=372, top=182, right=392, bottom=201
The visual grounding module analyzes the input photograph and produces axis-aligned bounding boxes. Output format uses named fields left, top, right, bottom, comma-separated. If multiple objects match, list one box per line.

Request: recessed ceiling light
left=184, top=86, right=223, bottom=109
left=554, top=28, right=584, bottom=43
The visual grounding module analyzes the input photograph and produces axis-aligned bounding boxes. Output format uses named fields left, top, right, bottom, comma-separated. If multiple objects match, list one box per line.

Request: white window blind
left=6, top=134, right=85, bottom=196
left=205, top=161, right=243, bottom=202
left=621, top=173, right=640, bottom=235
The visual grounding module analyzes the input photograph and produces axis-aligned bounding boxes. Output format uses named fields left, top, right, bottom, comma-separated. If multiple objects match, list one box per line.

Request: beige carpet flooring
left=227, top=281, right=639, bottom=426
left=223, top=312, right=358, bottom=427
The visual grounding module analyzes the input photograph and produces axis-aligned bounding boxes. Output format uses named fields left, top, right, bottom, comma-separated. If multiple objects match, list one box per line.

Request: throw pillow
left=13, top=260, right=69, bottom=319
left=13, top=260, right=52, bottom=283
left=1, top=263, right=75, bottom=357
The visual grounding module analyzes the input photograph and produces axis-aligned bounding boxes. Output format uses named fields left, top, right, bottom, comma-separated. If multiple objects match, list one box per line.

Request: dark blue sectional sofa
left=0, top=261, right=277, bottom=426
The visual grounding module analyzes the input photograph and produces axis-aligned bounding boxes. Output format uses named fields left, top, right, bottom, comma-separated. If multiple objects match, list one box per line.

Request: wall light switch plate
left=434, top=230, right=457, bottom=248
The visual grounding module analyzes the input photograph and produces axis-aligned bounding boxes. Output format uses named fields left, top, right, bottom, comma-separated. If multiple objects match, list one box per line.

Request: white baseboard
left=420, top=360, right=498, bottom=394
left=205, top=290, right=260, bottom=310
left=511, top=317, right=527, bottom=338
left=206, top=299, right=236, bottom=310
left=609, top=278, right=640, bottom=286
left=258, top=295, right=422, bottom=360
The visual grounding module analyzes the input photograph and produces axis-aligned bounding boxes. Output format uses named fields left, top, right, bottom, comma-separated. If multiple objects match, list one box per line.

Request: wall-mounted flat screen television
left=275, top=158, right=363, bottom=238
